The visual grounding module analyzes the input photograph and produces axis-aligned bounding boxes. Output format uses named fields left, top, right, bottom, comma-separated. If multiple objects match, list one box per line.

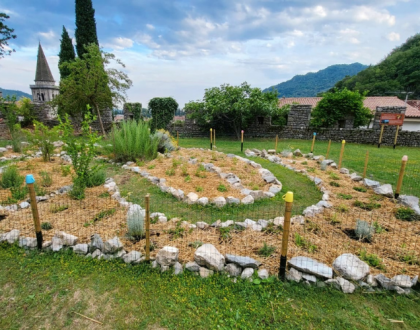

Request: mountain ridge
left=0, top=88, right=32, bottom=100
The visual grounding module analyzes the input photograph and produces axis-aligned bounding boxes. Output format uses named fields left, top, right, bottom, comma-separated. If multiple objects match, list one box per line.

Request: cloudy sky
left=0, top=0, right=419, bottom=108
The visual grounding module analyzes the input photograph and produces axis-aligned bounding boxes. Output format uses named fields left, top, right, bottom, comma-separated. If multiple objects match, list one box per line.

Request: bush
left=10, top=186, right=27, bottom=201
left=0, top=166, right=24, bottom=189
left=68, top=180, right=85, bottom=200
left=109, top=120, right=159, bottom=162
left=359, top=249, right=386, bottom=271
left=353, top=200, right=381, bottom=211
left=355, top=219, right=374, bottom=241
left=395, top=207, right=417, bottom=221
left=217, top=184, right=228, bottom=192
left=86, top=169, right=106, bottom=187
left=148, top=97, right=179, bottom=132
left=127, top=205, right=145, bottom=239
left=61, top=165, right=71, bottom=177
left=153, top=129, right=177, bottom=153
left=39, top=171, right=53, bottom=187
left=41, top=222, right=53, bottom=230
left=26, top=121, right=58, bottom=162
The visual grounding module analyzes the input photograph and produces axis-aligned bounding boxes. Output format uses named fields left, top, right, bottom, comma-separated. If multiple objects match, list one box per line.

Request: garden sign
left=378, top=113, right=405, bottom=149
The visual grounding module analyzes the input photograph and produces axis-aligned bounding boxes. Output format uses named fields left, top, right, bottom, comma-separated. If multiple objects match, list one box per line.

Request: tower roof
left=35, top=43, right=55, bottom=82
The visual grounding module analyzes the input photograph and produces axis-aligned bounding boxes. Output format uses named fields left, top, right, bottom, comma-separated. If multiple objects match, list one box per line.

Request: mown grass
left=0, top=245, right=419, bottom=329
left=179, top=138, right=420, bottom=197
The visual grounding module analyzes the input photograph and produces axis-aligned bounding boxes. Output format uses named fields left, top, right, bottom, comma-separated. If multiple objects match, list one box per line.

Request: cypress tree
left=58, top=26, right=76, bottom=79
left=75, top=0, right=99, bottom=58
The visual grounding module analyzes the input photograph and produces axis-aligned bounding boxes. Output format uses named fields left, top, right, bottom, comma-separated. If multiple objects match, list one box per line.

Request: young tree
left=75, top=0, right=99, bottom=58
left=58, top=26, right=76, bottom=79
left=0, top=13, right=17, bottom=58
left=55, top=43, right=132, bottom=135
left=148, top=97, right=179, bottom=132
left=186, top=82, right=279, bottom=139
left=311, top=88, right=373, bottom=128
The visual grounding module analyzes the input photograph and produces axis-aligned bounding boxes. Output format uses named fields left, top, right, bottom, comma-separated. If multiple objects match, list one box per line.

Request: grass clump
left=93, top=208, right=116, bottom=222
left=258, top=242, right=276, bottom=257
left=10, top=186, right=28, bottom=201
left=329, top=173, right=340, bottom=180
left=219, top=227, right=232, bottom=241
left=41, top=222, right=53, bottom=230
left=0, top=166, right=24, bottom=189
left=329, top=181, right=340, bottom=187
left=167, top=221, right=186, bottom=240
left=180, top=164, right=189, bottom=177
left=195, top=164, right=207, bottom=178
left=337, top=193, right=352, bottom=200
left=188, top=241, right=203, bottom=248
left=166, top=168, right=176, bottom=176
left=359, top=249, right=386, bottom=271
left=60, top=165, right=71, bottom=177
left=353, top=186, right=367, bottom=193
left=373, top=221, right=385, bottom=234
left=195, top=186, right=203, bottom=192
left=294, top=233, right=317, bottom=253
left=217, top=184, right=228, bottom=192
left=50, top=204, right=69, bottom=213
left=262, top=222, right=283, bottom=234
left=301, top=161, right=308, bottom=165
left=39, top=171, right=53, bottom=187
left=98, top=192, right=110, bottom=198
left=395, top=207, right=417, bottom=221
left=329, top=213, right=341, bottom=225
left=337, top=204, right=349, bottom=212
left=147, top=164, right=155, bottom=170
left=86, top=169, right=106, bottom=187
left=353, top=200, right=381, bottom=211
left=184, top=175, right=191, bottom=183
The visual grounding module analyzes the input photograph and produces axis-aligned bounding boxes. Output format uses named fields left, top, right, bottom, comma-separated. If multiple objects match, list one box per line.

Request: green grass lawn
left=179, top=138, right=420, bottom=198
left=1, top=245, right=419, bottom=329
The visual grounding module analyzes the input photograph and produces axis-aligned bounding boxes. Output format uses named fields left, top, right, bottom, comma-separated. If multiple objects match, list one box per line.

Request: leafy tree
left=271, top=104, right=291, bottom=127
left=55, top=43, right=132, bottom=135
left=311, top=88, right=373, bottom=128
left=75, top=0, right=99, bottom=58
left=0, top=95, right=24, bottom=151
left=58, top=26, right=76, bottom=79
left=0, top=13, right=17, bottom=58
left=186, top=82, right=279, bottom=139
left=149, top=97, right=178, bottom=132
left=25, top=121, right=59, bottom=162
left=125, top=103, right=143, bottom=122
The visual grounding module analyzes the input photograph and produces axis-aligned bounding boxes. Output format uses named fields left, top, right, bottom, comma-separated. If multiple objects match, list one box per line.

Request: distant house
left=278, top=96, right=420, bottom=131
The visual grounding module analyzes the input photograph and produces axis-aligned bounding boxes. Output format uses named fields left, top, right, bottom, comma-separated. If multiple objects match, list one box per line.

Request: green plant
left=34, top=184, right=47, bottom=197
left=86, top=169, right=106, bottom=187
left=307, top=167, right=316, bottom=173
left=39, top=171, right=53, bottom=187
left=93, top=208, right=116, bottom=222
left=68, top=179, right=85, bottom=200
left=353, top=200, right=381, bottom=211
left=188, top=241, right=203, bottom=248
left=50, top=204, right=69, bottom=213
left=149, top=97, right=179, bottom=132
left=10, top=186, right=27, bottom=201
left=166, top=168, right=176, bottom=176
left=294, top=233, right=317, bottom=253
left=262, top=222, right=283, bottom=234
left=219, top=227, right=232, bottom=241
left=167, top=221, right=186, bottom=239
left=329, top=181, right=340, bottom=187
left=353, top=186, right=367, bottom=193
left=373, top=221, right=385, bottom=234
left=399, top=251, right=419, bottom=265
left=0, top=166, right=24, bottom=189
left=329, top=213, right=341, bottom=225
left=301, top=161, right=308, bottom=165
left=337, top=193, right=352, bottom=200
left=355, top=219, right=374, bottom=241
left=258, top=242, right=276, bottom=257
left=98, top=192, right=110, bottom=198
left=26, top=121, right=58, bottom=162
left=195, top=186, right=203, bottom=192
left=184, top=175, right=191, bottom=183
left=147, top=164, right=156, bottom=170
left=41, top=222, right=53, bottom=230
left=127, top=206, right=145, bottom=239
left=180, top=164, right=189, bottom=177
left=329, top=173, right=340, bottom=180
left=369, top=194, right=384, bottom=202
left=395, top=207, right=417, bottom=221
left=306, top=220, right=320, bottom=233
left=337, top=204, right=349, bottom=212
left=172, top=159, right=182, bottom=168
left=359, top=249, right=386, bottom=271
left=60, top=165, right=71, bottom=177
left=217, top=184, right=228, bottom=192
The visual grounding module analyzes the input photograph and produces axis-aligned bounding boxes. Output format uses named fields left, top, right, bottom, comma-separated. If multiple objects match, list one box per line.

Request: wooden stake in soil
left=310, top=132, right=316, bottom=153
left=210, top=128, right=213, bottom=150
left=279, top=191, right=293, bottom=280
left=213, top=129, right=216, bottom=148
left=326, top=139, right=331, bottom=159
left=241, top=130, right=244, bottom=152
left=363, top=151, right=369, bottom=179
left=395, top=155, right=408, bottom=199
left=378, top=124, right=385, bottom=148
left=275, top=135, right=278, bottom=153
left=145, top=194, right=151, bottom=261
left=338, top=140, right=345, bottom=170
left=393, top=125, right=400, bottom=149
left=26, top=174, right=43, bottom=250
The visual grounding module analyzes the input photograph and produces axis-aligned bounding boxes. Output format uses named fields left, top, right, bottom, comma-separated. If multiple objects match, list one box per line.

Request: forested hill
left=264, top=63, right=367, bottom=97
left=0, top=88, right=32, bottom=100
left=333, top=34, right=420, bottom=98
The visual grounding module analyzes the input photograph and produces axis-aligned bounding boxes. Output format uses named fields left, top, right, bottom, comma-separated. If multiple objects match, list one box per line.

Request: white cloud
left=146, top=24, right=155, bottom=30
left=38, top=30, right=56, bottom=40
left=354, top=6, right=395, bottom=26
left=387, top=32, right=400, bottom=41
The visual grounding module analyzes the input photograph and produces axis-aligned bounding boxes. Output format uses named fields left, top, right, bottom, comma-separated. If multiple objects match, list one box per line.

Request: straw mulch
left=136, top=148, right=271, bottom=199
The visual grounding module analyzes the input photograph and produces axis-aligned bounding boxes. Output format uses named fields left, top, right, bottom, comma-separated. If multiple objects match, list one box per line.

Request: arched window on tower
left=41, top=93, right=45, bottom=101
left=37, top=93, right=41, bottom=101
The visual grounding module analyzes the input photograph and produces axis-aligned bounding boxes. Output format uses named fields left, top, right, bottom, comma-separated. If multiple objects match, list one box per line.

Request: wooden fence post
left=279, top=191, right=293, bottom=280
left=338, top=140, right=346, bottom=169
left=210, top=128, right=213, bottom=150
left=145, top=194, right=150, bottom=261
left=310, top=132, right=316, bottom=153
left=395, top=156, right=408, bottom=199
left=241, top=130, right=244, bottom=152
left=26, top=174, right=43, bottom=250
left=275, top=135, right=278, bottom=153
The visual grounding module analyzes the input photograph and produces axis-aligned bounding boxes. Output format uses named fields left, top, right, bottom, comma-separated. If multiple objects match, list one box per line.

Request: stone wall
left=287, top=105, right=312, bottom=128
left=373, top=106, right=406, bottom=130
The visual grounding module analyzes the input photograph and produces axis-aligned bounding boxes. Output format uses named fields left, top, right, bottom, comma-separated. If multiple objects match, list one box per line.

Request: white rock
left=244, top=219, right=256, bottom=227
left=302, top=205, right=323, bottom=217
left=374, top=184, right=394, bottom=198
left=123, top=251, right=142, bottom=264
left=398, top=195, right=420, bottom=215
left=350, top=173, right=363, bottom=182
left=220, top=220, right=234, bottom=228
left=73, top=244, right=89, bottom=255
left=263, top=192, right=275, bottom=198
left=4, top=229, right=20, bottom=244
left=19, top=202, right=30, bottom=209
left=288, top=256, right=333, bottom=279
left=225, top=254, right=261, bottom=269
left=156, top=246, right=179, bottom=267
left=158, top=216, right=168, bottom=223
left=226, top=196, right=240, bottom=204
left=391, top=275, right=413, bottom=288
left=91, top=249, right=104, bottom=259
left=186, top=192, right=199, bottom=205
left=56, top=231, right=78, bottom=246
left=241, top=267, right=254, bottom=279
left=332, top=253, right=370, bottom=281
left=174, top=262, right=183, bottom=275
left=322, top=194, right=329, bottom=201
left=252, top=224, right=263, bottom=231
left=257, top=219, right=269, bottom=228
left=196, top=197, right=209, bottom=206
left=302, top=274, right=317, bottom=283
left=199, top=267, right=214, bottom=278
left=196, top=221, right=209, bottom=229
left=286, top=268, right=302, bottom=282
left=19, top=237, right=37, bottom=249
left=258, top=269, right=269, bottom=280
left=90, top=234, right=104, bottom=252
left=366, top=275, right=378, bottom=287
left=273, top=217, right=285, bottom=226
left=316, top=201, right=332, bottom=208
left=103, top=236, right=123, bottom=254
left=51, top=237, right=63, bottom=252
left=225, top=263, right=242, bottom=277
left=339, top=168, right=349, bottom=174
left=185, top=261, right=200, bottom=272
left=194, top=244, right=225, bottom=271
left=212, top=197, right=226, bottom=208
left=249, top=190, right=264, bottom=200
left=326, top=277, right=355, bottom=293
left=241, top=195, right=254, bottom=205
left=364, top=178, right=380, bottom=188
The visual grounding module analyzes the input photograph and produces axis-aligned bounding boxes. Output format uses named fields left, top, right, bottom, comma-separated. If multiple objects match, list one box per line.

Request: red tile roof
left=278, top=96, right=420, bottom=118
left=406, top=101, right=420, bottom=118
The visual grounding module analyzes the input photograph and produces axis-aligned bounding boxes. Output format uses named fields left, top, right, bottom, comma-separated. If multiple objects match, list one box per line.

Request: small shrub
left=399, top=251, right=419, bottom=265
left=353, top=200, right=381, bottom=211
left=294, top=233, right=317, bottom=253
left=39, top=171, right=53, bottom=187
left=258, top=242, right=276, bottom=257
left=180, top=164, right=189, bottom=177
left=167, top=221, right=186, bottom=239
left=188, top=241, right=203, bottom=248
left=61, top=165, right=71, bottom=177
left=337, top=193, right=352, bottom=200
left=69, top=180, right=85, bottom=200
left=86, top=169, right=106, bottom=187
left=306, top=220, right=320, bottom=233
left=219, top=227, right=232, bottom=241
left=99, top=192, right=110, bottom=198
left=307, top=167, right=316, bottom=173
left=34, top=183, right=47, bottom=196
left=217, top=184, right=228, bottom=192
left=262, top=222, right=283, bottom=234
left=329, top=213, right=341, bottom=225
left=369, top=194, right=384, bottom=202
left=373, top=221, right=385, bottom=234
left=147, top=164, right=156, bottom=170
left=50, top=204, right=69, bottom=213
left=232, top=158, right=238, bottom=165
left=41, top=222, right=53, bottom=230
left=329, top=173, right=340, bottom=180
left=26, top=121, right=58, bottom=162
left=10, top=186, right=27, bottom=201
left=353, top=186, right=367, bottom=193
left=195, top=186, right=203, bottom=192
left=355, top=219, right=374, bottom=241
left=395, top=207, right=417, bottom=221
left=93, top=208, right=116, bottom=222
left=0, top=166, right=24, bottom=189
left=184, top=175, right=191, bottom=183
left=127, top=206, right=145, bottom=239
left=172, top=159, right=182, bottom=168
left=166, top=168, right=176, bottom=176
left=329, top=181, right=340, bottom=187
left=359, top=249, right=386, bottom=271
left=301, top=161, right=308, bottom=165
left=337, top=204, right=349, bottom=212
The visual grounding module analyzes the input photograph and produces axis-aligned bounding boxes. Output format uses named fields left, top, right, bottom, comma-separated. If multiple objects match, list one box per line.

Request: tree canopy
left=58, top=26, right=76, bottom=79
left=75, top=0, right=99, bottom=58
left=186, top=82, right=279, bottom=139
left=149, top=97, right=178, bottom=132
left=0, top=13, right=17, bottom=58
left=311, top=88, right=373, bottom=128
left=54, top=44, right=132, bottom=135
left=333, top=34, right=420, bottom=99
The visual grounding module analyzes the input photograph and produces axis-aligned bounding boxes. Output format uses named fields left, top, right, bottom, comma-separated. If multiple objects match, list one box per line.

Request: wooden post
left=395, top=155, right=408, bottom=199
left=241, top=130, right=244, bottom=152
left=338, top=140, right=346, bottom=169
left=378, top=124, right=385, bottom=148
left=363, top=151, right=369, bottom=179
left=26, top=175, right=43, bottom=250
left=210, top=128, right=213, bottom=150
left=275, top=135, right=278, bottom=153
left=279, top=191, right=293, bottom=280
left=145, top=194, right=150, bottom=261
left=310, top=132, right=316, bottom=153
left=213, top=129, right=216, bottom=148
left=393, top=125, right=400, bottom=149
left=326, top=139, right=331, bottom=159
